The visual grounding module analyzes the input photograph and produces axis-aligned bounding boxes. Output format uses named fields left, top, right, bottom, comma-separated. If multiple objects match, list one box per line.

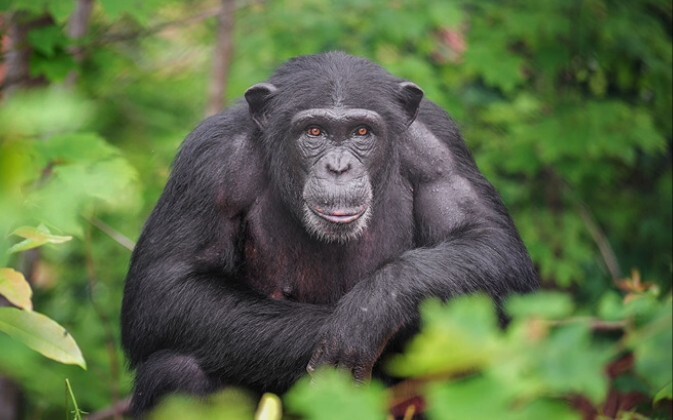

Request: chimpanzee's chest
left=241, top=186, right=415, bottom=305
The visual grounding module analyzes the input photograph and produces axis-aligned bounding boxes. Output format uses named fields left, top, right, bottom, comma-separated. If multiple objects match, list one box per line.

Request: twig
left=544, top=317, right=627, bottom=332
left=85, top=397, right=131, bottom=420
left=553, top=172, right=622, bottom=281
left=576, top=202, right=622, bottom=281
left=95, top=0, right=257, bottom=45
left=87, top=217, right=135, bottom=251
left=97, top=8, right=221, bottom=44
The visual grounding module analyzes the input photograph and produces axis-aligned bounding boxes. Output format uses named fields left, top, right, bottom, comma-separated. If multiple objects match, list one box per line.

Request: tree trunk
left=66, top=0, right=94, bottom=86
left=206, top=0, right=236, bottom=117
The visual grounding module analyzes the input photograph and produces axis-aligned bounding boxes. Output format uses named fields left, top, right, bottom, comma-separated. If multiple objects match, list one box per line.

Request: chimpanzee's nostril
left=326, top=162, right=351, bottom=175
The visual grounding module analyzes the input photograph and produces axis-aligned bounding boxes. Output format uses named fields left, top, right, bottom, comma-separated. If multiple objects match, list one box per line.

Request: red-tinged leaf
left=0, top=268, right=33, bottom=310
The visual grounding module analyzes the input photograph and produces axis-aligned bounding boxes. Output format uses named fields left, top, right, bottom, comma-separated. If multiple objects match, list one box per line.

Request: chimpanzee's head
left=245, top=52, right=423, bottom=243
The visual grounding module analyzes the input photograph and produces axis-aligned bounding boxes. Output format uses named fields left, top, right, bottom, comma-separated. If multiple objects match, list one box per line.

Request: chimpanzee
left=121, top=52, right=538, bottom=414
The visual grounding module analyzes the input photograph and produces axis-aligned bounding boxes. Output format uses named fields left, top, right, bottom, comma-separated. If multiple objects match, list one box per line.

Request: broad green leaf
left=27, top=26, right=67, bottom=57
left=388, top=296, right=500, bottom=377
left=0, top=308, right=86, bottom=369
left=36, top=133, right=118, bottom=164
left=286, top=369, right=387, bottom=420
left=0, top=268, right=33, bottom=310
left=499, top=322, right=612, bottom=404
left=47, top=0, right=76, bottom=24
left=427, top=376, right=580, bottom=420
left=654, top=382, right=673, bottom=403
left=0, top=88, right=93, bottom=137
left=150, top=389, right=256, bottom=420
left=9, top=225, right=72, bottom=253
left=628, top=300, right=673, bottom=393
left=506, top=292, right=575, bottom=320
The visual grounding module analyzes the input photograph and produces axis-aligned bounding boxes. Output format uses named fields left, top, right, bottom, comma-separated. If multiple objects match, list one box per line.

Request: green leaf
left=0, top=308, right=86, bottom=369
left=9, top=225, right=72, bottom=253
left=499, top=322, right=612, bottom=404
left=506, top=292, right=575, bottom=320
left=27, top=26, right=67, bottom=57
left=388, top=295, right=500, bottom=377
left=428, top=376, right=580, bottom=420
left=286, top=369, right=387, bottom=420
left=0, top=88, right=94, bottom=137
left=654, top=382, right=672, bottom=403
left=629, top=300, right=673, bottom=393
left=0, top=268, right=33, bottom=310
left=47, top=0, right=76, bottom=24
left=150, top=389, right=256, bottom=420
left=36, top=133, right=118, bottom=164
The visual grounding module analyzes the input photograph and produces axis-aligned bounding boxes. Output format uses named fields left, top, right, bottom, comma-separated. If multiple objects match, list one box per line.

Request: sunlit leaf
left=388, top=296, right=500, bottom=377
left=427, top=376, right=580, bottom=420
left=0, top=268, right=33, bottom=310
left=628, top=300, right=673, bottom=393
left=255, top=393, right=282, bottom=420
left=0, top=308, right=86, bottom=369
left=654, top=382, right=672, bottom=403
left=506, top=292, right=575, bottom=320
left=9, top=225, right=72, bottom=253
left=286, top=369, right=387, bottom=420
left=150, top=389, right=255, bottom=420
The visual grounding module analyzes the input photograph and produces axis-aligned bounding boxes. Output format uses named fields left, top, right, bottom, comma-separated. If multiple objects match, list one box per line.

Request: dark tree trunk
left=2, top=12, right=51, bottom=98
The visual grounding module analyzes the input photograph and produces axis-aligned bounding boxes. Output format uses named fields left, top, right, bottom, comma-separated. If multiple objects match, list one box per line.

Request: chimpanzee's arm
left=121, top=112, right=329, bottom=399
left=307, top=105, right=538, bottom=379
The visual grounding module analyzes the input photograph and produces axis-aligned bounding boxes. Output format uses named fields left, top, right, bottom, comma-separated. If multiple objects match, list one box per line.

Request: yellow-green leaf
left=0, top=308, right=86, bottom=369
left=0, top=268, right=33, bottom=310
left=255, top=393, right=282, bottom=420
left=9, top=225, right=72, bottom=253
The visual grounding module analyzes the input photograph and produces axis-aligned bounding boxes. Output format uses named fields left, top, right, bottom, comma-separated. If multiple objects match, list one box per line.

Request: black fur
left=121, top=52, right=538, bottom=415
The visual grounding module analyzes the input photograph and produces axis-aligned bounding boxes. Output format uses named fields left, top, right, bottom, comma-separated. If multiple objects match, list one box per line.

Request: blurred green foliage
left=0, top=0, right=670, bottom=418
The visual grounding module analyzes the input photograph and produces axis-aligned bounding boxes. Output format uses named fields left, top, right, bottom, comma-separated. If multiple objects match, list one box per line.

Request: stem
left=87, top=217, right=135, bottom=251
left=65, top=378, right=83, bottom=420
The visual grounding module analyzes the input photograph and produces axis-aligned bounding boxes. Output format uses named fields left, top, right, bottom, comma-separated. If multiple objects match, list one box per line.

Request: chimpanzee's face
left=290, top=107, right=389, bottom=242
left=244, top=59, right=422, bottom=243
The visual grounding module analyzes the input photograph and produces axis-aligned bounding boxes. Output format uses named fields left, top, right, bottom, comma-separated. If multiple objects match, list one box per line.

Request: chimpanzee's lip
left=310, top=205, right=367, bottom=224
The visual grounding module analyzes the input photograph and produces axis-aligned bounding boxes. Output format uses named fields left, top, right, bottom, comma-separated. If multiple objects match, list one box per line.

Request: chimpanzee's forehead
left=270, top=54, right=398, bottom=99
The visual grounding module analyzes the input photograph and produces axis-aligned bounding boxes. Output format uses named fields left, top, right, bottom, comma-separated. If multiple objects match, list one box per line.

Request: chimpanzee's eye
left=307, top=127, right=323, bottom=137
left=355, top=127, right=370, bottom=137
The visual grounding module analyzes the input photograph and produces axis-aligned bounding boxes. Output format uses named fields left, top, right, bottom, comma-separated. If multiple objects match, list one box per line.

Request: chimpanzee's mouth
left=309, top=205, right=368, bottom=224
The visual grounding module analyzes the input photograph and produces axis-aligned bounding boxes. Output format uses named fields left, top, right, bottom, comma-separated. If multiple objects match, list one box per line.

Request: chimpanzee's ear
left=398, top=81, right=424, bottom=128
left=245, top=83, right=278, bottom=129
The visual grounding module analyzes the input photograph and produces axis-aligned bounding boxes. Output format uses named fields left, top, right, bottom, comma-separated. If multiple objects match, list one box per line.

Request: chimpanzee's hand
left=306, top=288, right=399, bottom=382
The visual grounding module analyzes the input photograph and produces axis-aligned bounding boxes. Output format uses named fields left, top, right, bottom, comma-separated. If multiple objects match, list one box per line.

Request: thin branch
left=545, top=317, right=627, bottom=332
left=95, top=0, right=257, bottom=46
left=87, top=217, right=135, bottom=251
left=553, top=172, right=623, bottom=281
left=576, top=202, right=622, bottom=281
left=85, top=397, right=131, bottom=420
left=97, top=8, right=221, bottom=44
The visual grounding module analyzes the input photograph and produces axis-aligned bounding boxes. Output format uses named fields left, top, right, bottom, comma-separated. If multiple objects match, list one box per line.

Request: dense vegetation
left=0, top=0, right=670, bottom=418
